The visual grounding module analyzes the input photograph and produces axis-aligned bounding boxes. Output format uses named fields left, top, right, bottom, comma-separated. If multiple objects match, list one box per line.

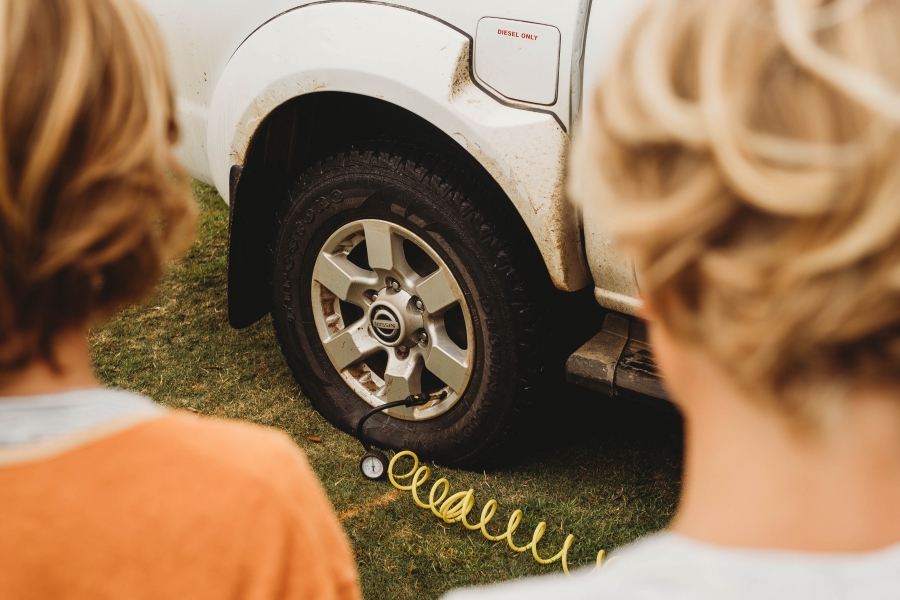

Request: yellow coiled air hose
left=387, top=450, right=607, bottom=575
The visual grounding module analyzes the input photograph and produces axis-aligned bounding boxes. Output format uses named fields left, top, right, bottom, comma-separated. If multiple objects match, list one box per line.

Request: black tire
left=271, top=143, right=548, bottom=467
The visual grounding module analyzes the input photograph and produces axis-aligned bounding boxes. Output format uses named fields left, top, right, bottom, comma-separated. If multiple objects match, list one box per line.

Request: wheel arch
left=229, top=91, right=550, bottom=328
left=215, top=2, right=591, bottom=328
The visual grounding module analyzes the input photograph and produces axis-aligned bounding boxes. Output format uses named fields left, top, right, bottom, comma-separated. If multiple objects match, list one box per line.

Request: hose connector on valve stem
left=355, top=394, right=431, bottom=480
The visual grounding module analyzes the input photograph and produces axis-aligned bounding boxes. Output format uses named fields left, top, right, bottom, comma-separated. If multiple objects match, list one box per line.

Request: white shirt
left=0, top=388, right=165, bottom=465
left=442, top=532, right=900, bottom=600
left=0, top=388, right=163, bottom=446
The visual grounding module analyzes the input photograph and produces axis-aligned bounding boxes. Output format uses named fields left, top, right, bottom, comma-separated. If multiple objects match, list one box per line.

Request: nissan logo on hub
left=371, top=307, right=401, bottom=342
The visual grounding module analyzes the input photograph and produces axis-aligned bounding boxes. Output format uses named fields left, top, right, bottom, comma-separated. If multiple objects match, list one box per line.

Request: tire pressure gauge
left=360, top=449, right=388, bottom=480
left=355, top=394, right=431, bottom=481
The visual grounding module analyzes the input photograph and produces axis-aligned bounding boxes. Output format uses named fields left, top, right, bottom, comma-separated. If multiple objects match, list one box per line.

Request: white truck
left=142, top=0, right=664, bottom=465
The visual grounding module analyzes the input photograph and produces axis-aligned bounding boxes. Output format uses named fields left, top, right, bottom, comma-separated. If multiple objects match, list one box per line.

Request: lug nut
left=390, top=279, right=401, bottom=292
left=414, top=298, right=425, bottom=312
left=418, top=331, right=429, bottom=345
left=398, top=346, right=408, bottom=354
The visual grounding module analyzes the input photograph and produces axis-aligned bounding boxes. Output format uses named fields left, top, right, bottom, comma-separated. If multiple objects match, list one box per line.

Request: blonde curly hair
left=573, top=0, right=900, bottom=417
left=0, top=0, right=195, bottom=371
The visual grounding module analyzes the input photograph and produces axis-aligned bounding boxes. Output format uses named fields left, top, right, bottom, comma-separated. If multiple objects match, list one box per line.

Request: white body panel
left=139, top=0, right=587, bottom=183
left=576, top=0, right=653, bottom=315
left=140, top=0, right=646, bottom=308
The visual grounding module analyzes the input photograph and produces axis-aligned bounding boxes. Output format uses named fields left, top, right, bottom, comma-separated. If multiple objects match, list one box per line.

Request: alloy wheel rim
left=311, top=219, right=475, bottom=421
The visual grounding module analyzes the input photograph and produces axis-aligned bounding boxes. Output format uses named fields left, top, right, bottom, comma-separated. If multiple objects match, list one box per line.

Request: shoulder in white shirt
left=442, top=532, right=900, bottom=600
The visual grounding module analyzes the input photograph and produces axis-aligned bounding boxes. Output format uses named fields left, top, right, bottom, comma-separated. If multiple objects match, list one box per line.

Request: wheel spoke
left=314, top=253, right=378, bottom=306
left=425, top=340, right=469, bottom=394
left=379, top=354, right=423, bottom=402
left=363, top=221, right=415, bottom=281
left=323, top=318, right=381, bottom=371
left=416, top=269, right=459, bottom=314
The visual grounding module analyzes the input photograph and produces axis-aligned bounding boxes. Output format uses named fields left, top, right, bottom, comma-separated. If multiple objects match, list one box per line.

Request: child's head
left=575, top=0, right=900, bottom=419
left=0, top=0, right=195, bottom=371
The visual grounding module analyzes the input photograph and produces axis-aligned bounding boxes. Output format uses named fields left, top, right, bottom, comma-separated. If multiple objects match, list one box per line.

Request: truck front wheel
left=271, top=143, right=547, bottom=466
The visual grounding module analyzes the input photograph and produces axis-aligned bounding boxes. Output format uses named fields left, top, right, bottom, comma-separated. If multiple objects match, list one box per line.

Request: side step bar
left=565, top=313, right=671, bottom=403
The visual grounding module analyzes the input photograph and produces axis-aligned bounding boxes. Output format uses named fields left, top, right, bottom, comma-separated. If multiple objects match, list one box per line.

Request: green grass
left=89, top=182, right=683, bottom=600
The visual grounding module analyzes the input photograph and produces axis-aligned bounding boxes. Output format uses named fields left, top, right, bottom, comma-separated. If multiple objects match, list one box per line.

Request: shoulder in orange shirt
left=0, top=412, right=362, bottom=600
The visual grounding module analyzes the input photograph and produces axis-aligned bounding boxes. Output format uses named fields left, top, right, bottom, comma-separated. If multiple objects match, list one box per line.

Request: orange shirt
left=0, top=412, right=362, bottom=600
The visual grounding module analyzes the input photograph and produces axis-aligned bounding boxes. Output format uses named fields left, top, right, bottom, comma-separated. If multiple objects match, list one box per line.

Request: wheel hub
left=310, top=219, right=474, bottom=421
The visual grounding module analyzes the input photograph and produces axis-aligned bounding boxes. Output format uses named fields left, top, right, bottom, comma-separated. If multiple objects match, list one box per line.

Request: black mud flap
left=227, top=163, right=277, bottom=329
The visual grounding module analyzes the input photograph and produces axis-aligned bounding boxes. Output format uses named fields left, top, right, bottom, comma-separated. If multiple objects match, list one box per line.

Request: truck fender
left=207, top=1, right=591, bottom=293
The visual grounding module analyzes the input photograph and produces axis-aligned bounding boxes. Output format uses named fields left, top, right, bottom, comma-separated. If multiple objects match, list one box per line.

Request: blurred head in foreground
left=0, top=4, right=361, bottom=598
left=0, top=0, right=195, bottom=377
left=574, top=0, right=900, bottom=425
